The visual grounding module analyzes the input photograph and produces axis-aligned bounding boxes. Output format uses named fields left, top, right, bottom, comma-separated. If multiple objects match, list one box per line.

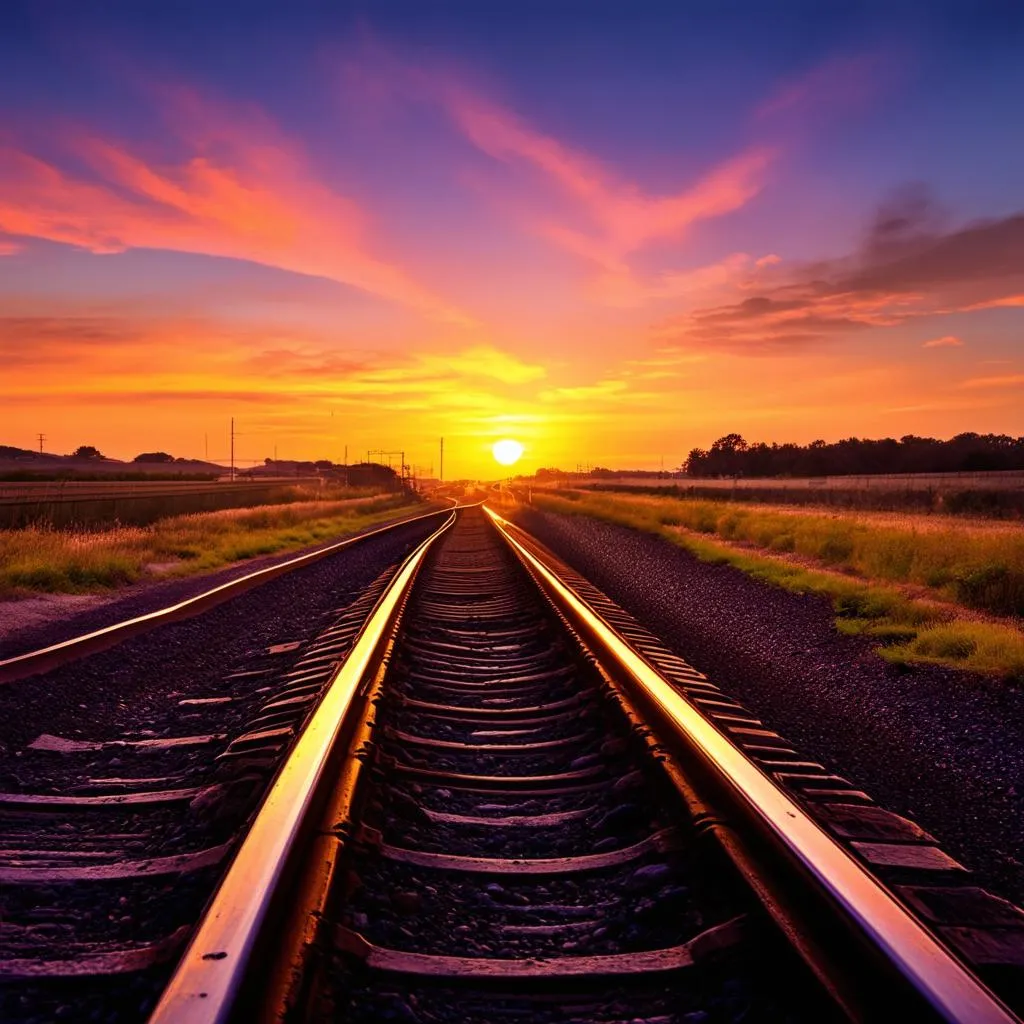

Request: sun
left=492, top=438, right=524, bottom=467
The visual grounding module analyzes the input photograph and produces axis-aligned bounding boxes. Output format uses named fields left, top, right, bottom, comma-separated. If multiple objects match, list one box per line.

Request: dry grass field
left=572, top=471, right=1024, bottom=517
left=0, top=494, right=418, bottom=597
left=530, top=491, right=1024, bottom=680
left=0, top=478, right=382, bottom=529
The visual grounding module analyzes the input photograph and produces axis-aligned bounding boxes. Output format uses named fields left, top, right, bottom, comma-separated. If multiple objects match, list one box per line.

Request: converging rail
left=144, top=506, right=1023, bottom=1023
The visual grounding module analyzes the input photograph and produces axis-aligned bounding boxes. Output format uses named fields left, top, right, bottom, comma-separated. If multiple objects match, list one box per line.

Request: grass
left=529, top=491, right=1024, bottom=681
left=0, top=494, right=422, bottom=597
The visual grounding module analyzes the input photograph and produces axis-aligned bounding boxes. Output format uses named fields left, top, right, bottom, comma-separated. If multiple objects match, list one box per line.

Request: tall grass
left=531, top=491, right=1024, bottom=680
left=564, top=493, right=1024, bottom=615
left=0, top=494, right=418, bottom=597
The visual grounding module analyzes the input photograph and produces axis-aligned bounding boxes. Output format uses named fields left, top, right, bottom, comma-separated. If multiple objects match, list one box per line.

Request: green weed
left=0, top=494, right=422, bottom=597
left=532, top=490, right=1024, bottom=680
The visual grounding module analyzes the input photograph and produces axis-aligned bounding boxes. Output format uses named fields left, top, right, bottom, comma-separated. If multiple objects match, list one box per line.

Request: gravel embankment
left=511, top=508, right=1024, bottom=907
left=0, top=509, right=443, bottom=659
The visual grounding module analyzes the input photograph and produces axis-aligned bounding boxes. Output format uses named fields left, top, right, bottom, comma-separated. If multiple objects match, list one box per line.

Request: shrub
left=954, top=566, right=1024, bottom=617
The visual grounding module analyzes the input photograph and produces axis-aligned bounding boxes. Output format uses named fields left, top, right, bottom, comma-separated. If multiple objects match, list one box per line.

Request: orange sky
left=2, top=14, right=1023, bottom=478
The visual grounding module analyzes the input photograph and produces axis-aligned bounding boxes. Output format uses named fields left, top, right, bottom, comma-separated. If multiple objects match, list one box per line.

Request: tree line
left=683, top=433, right=1024, bottom=478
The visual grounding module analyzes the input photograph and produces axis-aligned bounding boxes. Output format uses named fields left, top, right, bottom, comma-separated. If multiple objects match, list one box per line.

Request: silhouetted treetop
left=683, top=433, right=1024, bottom=478
left=71, top=445, right=104, bottom=460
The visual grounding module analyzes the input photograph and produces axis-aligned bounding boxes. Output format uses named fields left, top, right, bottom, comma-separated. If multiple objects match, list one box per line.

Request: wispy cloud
left=538, top=379, right=628, bottom=403
left=922, top=335, right=963, bottom=348
left=0, top=312, right=543, bottom=408
left=447, top=88, right=772, bottom=272
left=590, top=252, right=783, bottom=308
left=359, top=63, right=774, bottom=297
left=755, top=51, right=892, bottom=121
left=962, top=374, right=1024, bottom=389
left=966, top=294, right=1024, bottom=310
left=0, top=89, right=470, bottom=323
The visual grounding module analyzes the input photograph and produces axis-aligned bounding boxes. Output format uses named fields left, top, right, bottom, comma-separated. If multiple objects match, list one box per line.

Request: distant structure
left=246, top=459, right=403, bottom=490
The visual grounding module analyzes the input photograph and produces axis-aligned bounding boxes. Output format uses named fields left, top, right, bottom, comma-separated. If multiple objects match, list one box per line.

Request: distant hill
left=0, top=445, right=226, bottom=479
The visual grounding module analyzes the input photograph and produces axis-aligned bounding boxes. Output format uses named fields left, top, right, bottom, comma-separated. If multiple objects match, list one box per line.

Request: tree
left=707, top=434, right=748, bottom=476
left=133, top=451, right=174, bottom=463
left=683, top=448, right=709, bottom=476
left=71, top=445, right=104, bottom=460
left=678, top=432, right=1024, bottom=479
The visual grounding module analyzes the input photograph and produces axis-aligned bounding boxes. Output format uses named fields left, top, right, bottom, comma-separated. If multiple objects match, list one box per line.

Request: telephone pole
left=230, top=418, right=235, bottom=481
left=439, top=437, right=444, bottom=482
left=37, top=433, right=45, bottom=455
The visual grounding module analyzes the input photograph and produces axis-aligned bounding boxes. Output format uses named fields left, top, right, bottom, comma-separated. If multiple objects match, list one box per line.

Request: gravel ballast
left=511, top=508, right=1024, bottom=907
left=0, top=513, right=445, bottom=1023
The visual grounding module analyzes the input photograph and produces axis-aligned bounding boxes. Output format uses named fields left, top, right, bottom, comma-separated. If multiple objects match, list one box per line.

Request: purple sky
left=1, top=1, right=1023, bottom=475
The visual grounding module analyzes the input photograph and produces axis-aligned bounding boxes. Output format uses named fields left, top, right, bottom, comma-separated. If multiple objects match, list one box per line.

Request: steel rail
left=484, top=505, right=1017, bottom=1024
left=0, top=503, right=453, bottom=684
left=147, top=507, right=457, bottom=1024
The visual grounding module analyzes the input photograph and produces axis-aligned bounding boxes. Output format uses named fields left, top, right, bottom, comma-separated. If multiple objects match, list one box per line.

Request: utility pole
left=439, top=437, right=444, bottom=482
left=37, top=433, right=45, bottom=455
left=343, top=445, right=348, bottom=487
left=230, top=417, right=235, bottom=481
left=204, top=434, right=208, bottom=461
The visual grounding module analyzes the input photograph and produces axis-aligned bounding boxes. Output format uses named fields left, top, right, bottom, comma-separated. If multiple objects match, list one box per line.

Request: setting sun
left=492, top=439, right=525, bottom=467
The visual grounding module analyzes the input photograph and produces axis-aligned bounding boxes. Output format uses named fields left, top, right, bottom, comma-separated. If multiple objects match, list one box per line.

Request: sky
left=1, top=1, right=1023, bottom=478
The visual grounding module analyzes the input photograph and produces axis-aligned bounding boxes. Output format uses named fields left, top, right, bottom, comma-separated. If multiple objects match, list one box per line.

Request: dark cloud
left=863, top=182, right=948, bottom=256
left=656, top=188, right=1024, bottom=355
left=844, top=211, right=1024, bottom=293
left=0, top=316, right=138, bottom=343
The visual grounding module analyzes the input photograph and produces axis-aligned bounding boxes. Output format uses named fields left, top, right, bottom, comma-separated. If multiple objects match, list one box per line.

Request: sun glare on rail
left=492, top=439, right=524, bottom=467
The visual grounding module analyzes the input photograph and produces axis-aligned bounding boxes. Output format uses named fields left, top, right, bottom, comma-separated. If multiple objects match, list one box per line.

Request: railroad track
left=3, top=505, right=1024, bottom=1022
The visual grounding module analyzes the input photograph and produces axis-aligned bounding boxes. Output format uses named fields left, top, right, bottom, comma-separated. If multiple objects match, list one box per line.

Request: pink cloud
left=437, top=85, right=773, bottom=272
left=922, top=335, right=963, bottom=348
left=961, top=374, right=1024, bottom=389
left=756, top=51, right=892, bottom=121
left=586, top=251, right=782, bottom=308
left=329, top=48, right=776, bottom=307
left=0, top=92, right=470, bottom=323
left=966, top=294, right=1024, bottom=310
